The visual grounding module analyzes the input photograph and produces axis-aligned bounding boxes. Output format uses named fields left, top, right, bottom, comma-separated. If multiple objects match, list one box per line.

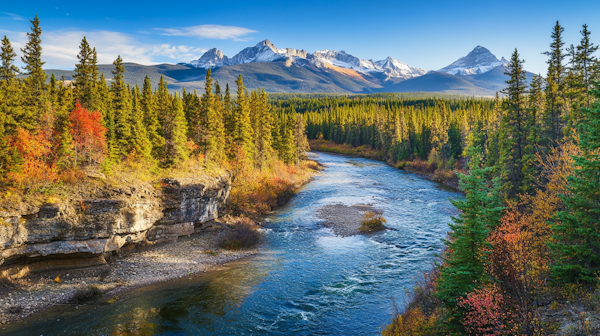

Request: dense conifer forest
left=291, top=21, right=600, bottom=335
left=2, top=15, right=600, bottom=335
left=0, top=16, right=312, bottom=216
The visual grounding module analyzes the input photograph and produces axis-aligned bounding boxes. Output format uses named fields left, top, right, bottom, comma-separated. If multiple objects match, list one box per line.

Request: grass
left=359, top=210, right=387, bottom=233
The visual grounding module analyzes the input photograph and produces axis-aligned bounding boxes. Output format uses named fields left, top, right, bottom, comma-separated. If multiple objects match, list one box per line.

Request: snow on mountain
left=375, top=57, right=428, bottom=79
left=438, top=46, right=504, bottom=75
left=187, top=39, right=426, bottom=80
left=189, top=48, right=229, bottom=68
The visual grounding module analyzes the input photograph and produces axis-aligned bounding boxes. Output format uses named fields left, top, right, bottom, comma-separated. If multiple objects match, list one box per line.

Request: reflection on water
left=3, top=153, right=461, bottom=336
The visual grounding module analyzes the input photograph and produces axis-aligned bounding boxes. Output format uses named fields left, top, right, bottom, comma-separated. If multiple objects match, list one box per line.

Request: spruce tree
left=110, top=55, right=132, bottom=156
left=164, top=93, right=189, bottom=165
left=206, top=79, right=226, bottom=164
left=550, top=84, right=600, bottom=284
left=20, top=14, right=47, bottom=121
left=0, top=36, right=19, bottom=82
left=293, top=112, right=310, bottom=167
left=436, top=142, right=503, bottom=307
left=235, top=75, right=255, bottom=164
left=130, top=85, right=152, bottom=160
left=254, top=89, right=274, bottom=169
left=575, top=24, right=599, bottom=109
left=542, top=21, right=567, bottom=145
left=141, top=75, right=164, bottom=156
left=73, top=37, right=99, bottom=110
left=498, top=49, right=532, bottom=198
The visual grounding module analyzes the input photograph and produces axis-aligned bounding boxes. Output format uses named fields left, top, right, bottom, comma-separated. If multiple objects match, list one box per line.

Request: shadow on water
left=2, top=153, right=462, bottom=336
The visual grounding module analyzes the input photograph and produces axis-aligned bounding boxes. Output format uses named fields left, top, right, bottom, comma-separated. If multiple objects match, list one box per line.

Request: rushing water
left=3, top=153, right=462, bottom=336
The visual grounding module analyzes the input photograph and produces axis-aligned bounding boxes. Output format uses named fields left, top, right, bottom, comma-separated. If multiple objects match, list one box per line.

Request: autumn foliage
left=2, top=104, right=106, bottom=190
left=69, top=103, right=106, bottom=164
left=457, top=285, right=517, bottom=336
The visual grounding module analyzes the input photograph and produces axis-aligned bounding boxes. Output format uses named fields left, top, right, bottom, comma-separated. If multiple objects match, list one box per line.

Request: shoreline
left=0, top=223, right=258, bottom=326
left=312, top=150, right=462, bottom=193
left=0, top=159, right=323, bottom=327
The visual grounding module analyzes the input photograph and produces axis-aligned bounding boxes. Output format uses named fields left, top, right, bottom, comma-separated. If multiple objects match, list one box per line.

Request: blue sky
left=1, top=0, right=599, bottom=74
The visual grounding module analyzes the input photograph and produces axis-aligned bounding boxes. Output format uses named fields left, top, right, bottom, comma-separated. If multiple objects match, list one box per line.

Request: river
left=2, top=152, right=462, bottom=336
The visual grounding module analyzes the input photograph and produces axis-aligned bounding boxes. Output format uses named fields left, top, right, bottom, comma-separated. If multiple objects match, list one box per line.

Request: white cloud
left=0, top=29, right=207, bottom=69
left=1, top=12, right=26, bottom=21
left=155, top=24, right=256, bottom=41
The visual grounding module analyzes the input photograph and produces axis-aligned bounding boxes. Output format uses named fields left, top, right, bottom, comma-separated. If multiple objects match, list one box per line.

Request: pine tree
left=20, top=14, right=47, bottom=122
left=436, top=143, right=503, bottom=307
left=498, top=49, right=532, bottom=199
left=550, top=83, right=600, bottom=284
left=130, top=85, right=152, bottom=159
left=110, top=55, right=132, bottom=156
left=0, top=36, right=19, bottom=82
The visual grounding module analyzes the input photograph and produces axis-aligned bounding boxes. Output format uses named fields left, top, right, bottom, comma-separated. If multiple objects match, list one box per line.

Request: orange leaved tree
left=69, top=103, right=107, bottom=165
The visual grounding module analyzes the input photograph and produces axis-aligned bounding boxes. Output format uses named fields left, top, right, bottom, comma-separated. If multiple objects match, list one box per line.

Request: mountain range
left=46, top=40, right=534, bottom=96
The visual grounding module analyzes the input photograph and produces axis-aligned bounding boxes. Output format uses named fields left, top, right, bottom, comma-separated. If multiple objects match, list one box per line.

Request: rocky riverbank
left=0, top=217, right=258, bottom=325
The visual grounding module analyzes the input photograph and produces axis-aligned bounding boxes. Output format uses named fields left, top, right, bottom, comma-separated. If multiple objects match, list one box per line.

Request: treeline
left=0, top=16, right=309, bottom=191
left=302, top=96, right=496, bottom=162
left=380, top=22, right=600, bottom=335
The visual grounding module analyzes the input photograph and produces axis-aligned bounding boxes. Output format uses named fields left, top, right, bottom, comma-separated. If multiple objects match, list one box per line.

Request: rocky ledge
left=0, top=172, right=233, bottom=279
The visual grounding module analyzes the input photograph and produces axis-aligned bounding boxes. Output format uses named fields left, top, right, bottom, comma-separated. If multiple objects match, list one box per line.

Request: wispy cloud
left=2, top=12, right=26, bottom=21
left=1, top=29, right=207, bottom=69
left=155, top=24, right=257, bottom=41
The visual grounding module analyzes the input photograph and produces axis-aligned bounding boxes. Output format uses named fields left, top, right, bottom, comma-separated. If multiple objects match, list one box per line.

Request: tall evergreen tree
left=0, top=36, right=19, bottom=82
left=141, top=75, right=164, bottom=156
left=575, top=24, right=599, bottom=109
left=130, top=85, right=152, bottom=159
left=550, top=84, right=600, bottom=284
left=542, top=21, right=567, bottom=144
left=437, top=143, right=503, bottom=307
left=498, top=49, right=532, bottom=198
left=110, top=55, right=132, bottom=156
left=20, top=14, right=47, bottom=121
left=254, top=89, right=274, bottom=168
left=164, top=93, right=189, bottom=165
left=235, top=75, right=255, bottom=164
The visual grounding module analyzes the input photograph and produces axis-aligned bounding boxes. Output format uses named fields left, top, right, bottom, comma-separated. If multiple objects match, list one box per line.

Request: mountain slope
left=438, top=46, right=507, bottom=75
left=43, top=42, right=534, bottom=96
left=386, top=72, right=496, bottom=96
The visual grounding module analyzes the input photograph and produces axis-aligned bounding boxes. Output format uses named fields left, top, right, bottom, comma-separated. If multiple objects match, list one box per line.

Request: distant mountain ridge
left=187, top=39, right=427, bottom=81
left=47, top=42, right=533, bottom=96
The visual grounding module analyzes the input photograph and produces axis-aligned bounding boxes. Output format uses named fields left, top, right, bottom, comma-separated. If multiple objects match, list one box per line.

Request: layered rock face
left=0, top=173, right=232, bottom=278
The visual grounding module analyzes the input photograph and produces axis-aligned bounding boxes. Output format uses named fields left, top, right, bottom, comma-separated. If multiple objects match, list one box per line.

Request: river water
left=3, top=153, right=461, bottom=336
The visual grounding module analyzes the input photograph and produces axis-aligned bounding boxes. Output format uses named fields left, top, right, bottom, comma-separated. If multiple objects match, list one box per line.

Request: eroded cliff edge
left=0, top=172, right=233, bottom=279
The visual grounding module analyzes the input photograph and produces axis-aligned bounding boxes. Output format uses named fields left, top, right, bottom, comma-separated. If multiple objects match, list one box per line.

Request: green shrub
left=219, top=223, right=262, bottom=250
left=70, top=285, right=102, bottom=304
left=359, top=210, right=387, bottom=233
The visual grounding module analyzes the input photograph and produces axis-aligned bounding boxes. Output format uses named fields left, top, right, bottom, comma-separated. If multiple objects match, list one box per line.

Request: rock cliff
left=0, top=173, right=232, bottom=279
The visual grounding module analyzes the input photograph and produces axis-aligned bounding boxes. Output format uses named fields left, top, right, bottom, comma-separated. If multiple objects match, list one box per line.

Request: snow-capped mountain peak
left=189, top=48, right=228, bottom=69
left=187, top=39, right=426, bottom=80
left=438, top=46, right=504, bottom=75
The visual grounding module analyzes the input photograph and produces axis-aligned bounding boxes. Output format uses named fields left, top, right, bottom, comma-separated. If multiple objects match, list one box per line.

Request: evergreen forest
left=2, top=15, right=600, bottom=335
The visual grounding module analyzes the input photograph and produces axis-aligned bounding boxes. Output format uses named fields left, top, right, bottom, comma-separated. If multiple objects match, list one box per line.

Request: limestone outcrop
left=0, top=173, right=232, bottom=278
